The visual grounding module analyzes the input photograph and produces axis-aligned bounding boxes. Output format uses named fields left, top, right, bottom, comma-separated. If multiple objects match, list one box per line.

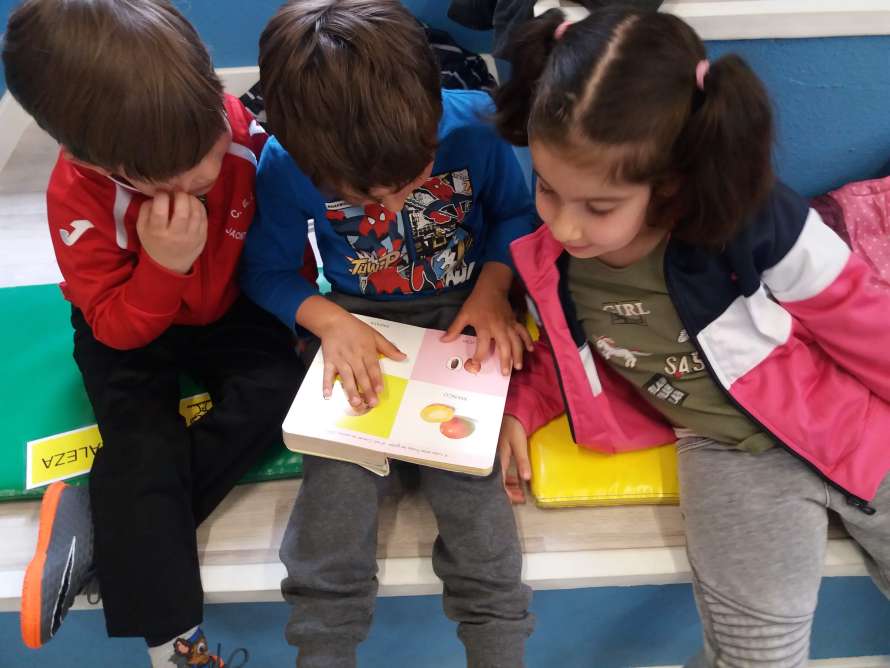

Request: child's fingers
left=492, top=331, right=513, bottom=376
left=507, top=327, right=524, bottom=371
left=351, top=358, right=377, bottom=407
left=472, top=329, right=493, bottom=365
left=359, top=357, right=381, bottom=407
left=498, top=438, right=513, bottom=477
left=184, top=196, right=199, bottom=239
left=509, top=484, right=526, bottom=504
left=322, top=360, right=336, bottom=399
left=188, top=195, right=207, bottom=238
left=150, top=192, right=170, bottom=229
left=440, top=313, right=468, bottom=343
left=337, top=363, right=364, bottom=407
left=365, top=353, right=385, bottom=395
left=375, top=332, right=406, bottom=361
left=170, top=191, right=191, bottom=231
left=136, top=199, right=153, bottom=237
left=515, top=321, right=535, bottom=352
left=511, top=437, right=532, bottom=481
left=501, top=462, right=516, bottom=501
left=503, top=472, right=526, bottom=504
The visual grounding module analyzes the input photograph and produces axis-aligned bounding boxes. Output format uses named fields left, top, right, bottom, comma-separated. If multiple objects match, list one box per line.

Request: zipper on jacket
left=523, top=290, right=581, bottom=443
left=847, top=496, right=877, bottom=515
left=662, top=257, right=878, bottom=515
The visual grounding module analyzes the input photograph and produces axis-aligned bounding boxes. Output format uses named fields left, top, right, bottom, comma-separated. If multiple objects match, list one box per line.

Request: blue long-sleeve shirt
left=241, top=88, right=537, bottom=330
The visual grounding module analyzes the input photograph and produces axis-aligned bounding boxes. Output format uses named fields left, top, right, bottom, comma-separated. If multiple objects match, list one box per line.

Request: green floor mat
left=0, top=284, right=302, bottom=502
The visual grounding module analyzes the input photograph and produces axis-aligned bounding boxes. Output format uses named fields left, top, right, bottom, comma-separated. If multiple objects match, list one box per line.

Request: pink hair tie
left=554, top=20, right=572, bottom=40
left=695, top=60, right=711, bottom=91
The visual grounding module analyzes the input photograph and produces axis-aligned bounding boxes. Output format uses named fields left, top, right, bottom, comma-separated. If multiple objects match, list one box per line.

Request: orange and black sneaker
left=20, top=481, right=95, bottom=649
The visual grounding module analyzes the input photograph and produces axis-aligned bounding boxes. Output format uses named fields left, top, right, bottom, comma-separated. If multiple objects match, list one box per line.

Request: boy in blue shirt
left=244, top=1, right=535, bottom=665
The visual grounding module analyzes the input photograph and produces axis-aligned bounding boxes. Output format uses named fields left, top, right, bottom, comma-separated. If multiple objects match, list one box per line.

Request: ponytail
left=492, top=9, right=566, bottom=147
left=671, top=55, right=775, bottom=246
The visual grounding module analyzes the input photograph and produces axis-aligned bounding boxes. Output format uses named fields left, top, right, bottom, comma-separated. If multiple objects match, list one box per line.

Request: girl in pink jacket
left=494, top=7, right=890, bottom=666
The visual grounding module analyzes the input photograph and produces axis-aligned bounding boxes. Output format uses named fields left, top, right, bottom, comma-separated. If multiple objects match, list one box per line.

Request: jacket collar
left=510, top=223, right=564, bottom=285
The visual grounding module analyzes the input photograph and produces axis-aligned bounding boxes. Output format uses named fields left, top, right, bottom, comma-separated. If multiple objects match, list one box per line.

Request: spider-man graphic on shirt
left=324, top=169, right=476, bottom=296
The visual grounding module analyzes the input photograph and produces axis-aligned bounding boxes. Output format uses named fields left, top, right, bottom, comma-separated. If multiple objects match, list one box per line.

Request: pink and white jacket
left=505, top=183, right=890, bottom=508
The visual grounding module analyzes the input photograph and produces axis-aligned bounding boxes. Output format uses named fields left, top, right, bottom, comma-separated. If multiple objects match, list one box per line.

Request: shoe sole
left=20, top=482, right=66, bottom=649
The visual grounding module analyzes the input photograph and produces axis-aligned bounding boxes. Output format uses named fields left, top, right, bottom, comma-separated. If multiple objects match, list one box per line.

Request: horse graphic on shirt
left=595, top=336, right=652, bottom=369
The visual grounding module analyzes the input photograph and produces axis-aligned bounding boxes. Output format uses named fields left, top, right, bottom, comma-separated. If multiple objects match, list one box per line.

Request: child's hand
left=498, top=415, right=531, bottom=504
left=441, top=262, right=533, bottom=376
left=313, top=305, right=406, bottom=408
left=136, top=192, right=208, bottom=274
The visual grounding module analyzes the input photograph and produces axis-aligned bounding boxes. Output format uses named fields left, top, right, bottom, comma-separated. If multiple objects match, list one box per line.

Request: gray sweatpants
left=679, top=438, right=890, bottom=668
left=281, top=290, right=533, bottom=668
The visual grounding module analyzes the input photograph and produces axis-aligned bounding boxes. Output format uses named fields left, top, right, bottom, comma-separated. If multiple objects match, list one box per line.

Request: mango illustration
left=420, top=403, right=455, bottom=423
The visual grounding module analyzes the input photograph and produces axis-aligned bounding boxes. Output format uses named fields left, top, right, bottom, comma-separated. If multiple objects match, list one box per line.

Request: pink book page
left=410, top=330, right=510, bottom=397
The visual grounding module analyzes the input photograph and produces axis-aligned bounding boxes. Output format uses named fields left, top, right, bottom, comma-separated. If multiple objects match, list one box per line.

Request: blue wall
left=707, top=37, right=890, bottom=196
left=1, top=1, right=889, bottom=194
left=0, top=0, right=491, bottom=91
left=2, top=578, right=889, bottom=667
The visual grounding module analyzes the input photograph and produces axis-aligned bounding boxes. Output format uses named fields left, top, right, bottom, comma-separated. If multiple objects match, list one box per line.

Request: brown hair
left=259, top=0, right=442, bottom=198
left=493, top=7, right=775, bottom=246
left=2, top=0, right=225, bottom=182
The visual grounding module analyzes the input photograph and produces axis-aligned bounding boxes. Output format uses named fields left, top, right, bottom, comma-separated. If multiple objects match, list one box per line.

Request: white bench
left=0, top=479, right=865, bottom=611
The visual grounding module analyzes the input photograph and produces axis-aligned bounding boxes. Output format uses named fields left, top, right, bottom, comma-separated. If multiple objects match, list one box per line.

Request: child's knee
left=694, top=577, right=816, bottom=663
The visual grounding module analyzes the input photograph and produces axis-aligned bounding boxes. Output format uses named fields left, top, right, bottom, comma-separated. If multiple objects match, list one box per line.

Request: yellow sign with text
left=25, top=394, right=212, bottom=489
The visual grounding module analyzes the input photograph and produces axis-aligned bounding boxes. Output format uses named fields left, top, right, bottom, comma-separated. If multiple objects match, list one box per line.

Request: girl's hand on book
left=442, top=262, right=533, bottom=376
left=498, top=415, right=531, bottom=504
left=306, top=304, right=405, bottom=408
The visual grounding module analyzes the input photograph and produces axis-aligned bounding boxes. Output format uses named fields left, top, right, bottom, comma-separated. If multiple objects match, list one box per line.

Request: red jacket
left=47, top=94, right=309, bottom=350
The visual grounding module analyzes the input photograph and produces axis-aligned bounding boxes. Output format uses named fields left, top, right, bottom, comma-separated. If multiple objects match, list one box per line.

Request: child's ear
left=61, top=147, right=112, bottom=178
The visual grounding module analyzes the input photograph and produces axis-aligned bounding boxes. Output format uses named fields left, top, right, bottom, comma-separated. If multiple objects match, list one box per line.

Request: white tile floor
left=0, top=191, right=62, bottom=288
left=0, top=121, right=55, bottom=195
left=0, top=122, right=60, bottom=289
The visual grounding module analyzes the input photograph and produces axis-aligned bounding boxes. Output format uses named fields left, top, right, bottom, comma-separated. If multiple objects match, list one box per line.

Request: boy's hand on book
left=442, top=263, right=533, bottom=376
left=314, top=307, right=406, bottom=408
left=498, top=415, right=531, bottom=504
left=136, top=191, right=208, bottom=275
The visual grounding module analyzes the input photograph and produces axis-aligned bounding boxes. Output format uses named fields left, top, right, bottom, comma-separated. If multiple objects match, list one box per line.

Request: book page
left=282, top=316, right=510, bottom=474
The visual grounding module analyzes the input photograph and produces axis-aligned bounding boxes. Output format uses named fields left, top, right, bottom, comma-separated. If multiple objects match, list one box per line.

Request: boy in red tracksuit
left=3, top=1, right=311, bottom=664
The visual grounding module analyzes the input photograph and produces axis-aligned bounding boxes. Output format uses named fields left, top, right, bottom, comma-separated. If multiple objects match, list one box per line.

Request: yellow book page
left=335, top=376, right=408, bottom=439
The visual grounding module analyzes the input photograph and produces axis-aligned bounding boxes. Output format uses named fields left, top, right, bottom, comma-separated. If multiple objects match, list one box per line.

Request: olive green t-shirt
left=567, top=240, right=774, bottom=453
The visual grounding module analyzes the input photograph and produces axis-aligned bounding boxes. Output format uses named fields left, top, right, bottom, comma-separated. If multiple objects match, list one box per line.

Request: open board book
left=282, top=316, right=511, bottom=476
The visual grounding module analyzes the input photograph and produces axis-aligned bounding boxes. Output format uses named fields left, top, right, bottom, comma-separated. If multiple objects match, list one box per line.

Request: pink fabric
left=554, top=20, right=572, bottom=40
left=828, top=175, right=890, bottom=291
left=695, top=60, right=710, bottom=91
left=504, top=336, right=572, bottom=437
left=730, top=318, right=890, bottom=501
left=507, top=227, right=675, bottom=453
left=780, top=252, right=890, bottom=405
